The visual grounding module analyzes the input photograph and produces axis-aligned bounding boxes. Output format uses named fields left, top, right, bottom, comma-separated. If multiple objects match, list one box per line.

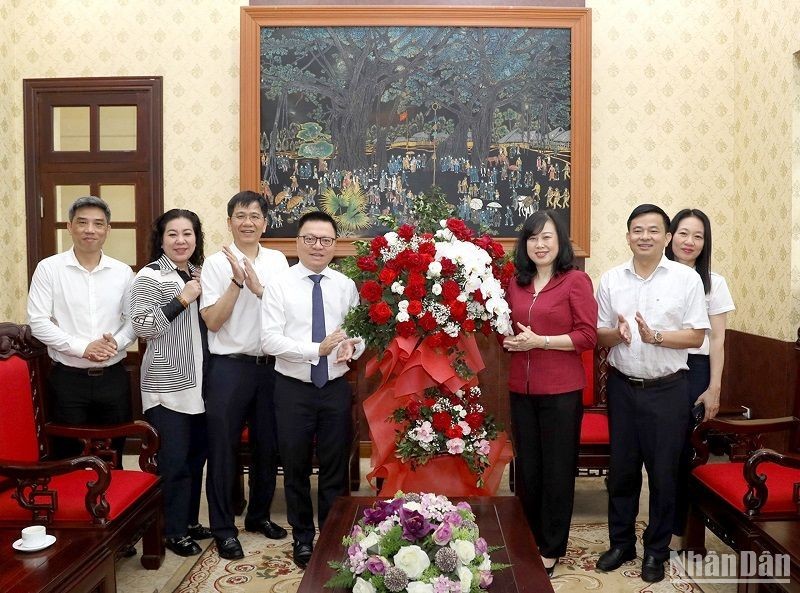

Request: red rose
left=370, top=235, right=388, bottom=255
left=406, top=400, right=422, bottom=420
left=395, top=320, right=416, bottom=338
left=445, top=424, right=463, bottom=439
left=465, top=412, right=485, bottom=430
left=378, top=268, right=398, bottom=285
left=397, top=224, right=415, bottom=241
left=449, top=300, right=467, bottom=322
left=418, top=312, right=438, bottom=332
left=368, top=301, right=393, bottom=324
left=439, top=258, right=457, bottom=277
left=442, top=280, right=461, bottom=302
left=426, top=333, right=442, bottom=348
left=432, top=412, right=451, bottom=431
left=406, top=252, right=424, bottom=272
left=360, top=280, right=383, bottom=303
left=462, top=319, right=475, bottom=332
left=404, top=275, right=427, bottom=300
left=407, top=300, right=423, bottom=316
left=423, top=398, right=436, bottom=408
left=418, top=240, right=435, bottom=256
left=445, top=218, right=472, bottom=240
left=357, top=256, right=378, bottom=272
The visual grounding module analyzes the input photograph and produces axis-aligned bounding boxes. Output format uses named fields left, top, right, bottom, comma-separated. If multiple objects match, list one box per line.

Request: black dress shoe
left=596, top=546, right=637, bottom=571
left=187, top=524, right=213, bottom=540
left=245, top=519, right=288, bottom=540
left=216, top=536, right=244, bottom=560
left=165, top=535, right=202, bottom=557
left=542, top=558, right=558, bottom=578
left=293, top=541, right=313, bottom=568
left=641, top=555, right=665, bottom=583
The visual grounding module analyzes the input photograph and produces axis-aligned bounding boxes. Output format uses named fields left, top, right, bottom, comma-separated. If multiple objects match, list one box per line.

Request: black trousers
left=48, top=361, right=131, bottom=465
left=509, top=390, right=583, bottom=558
left=273, top=373, right=351, bottom=545
left=205, top=355, right=279, bottom=539
left=145, top=405, right=207, bottom=538
left=674, top=353, right=710, bottom=534
left=606, top=371, right=690, bottom=560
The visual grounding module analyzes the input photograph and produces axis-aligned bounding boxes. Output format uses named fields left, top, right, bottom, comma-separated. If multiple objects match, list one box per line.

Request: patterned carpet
left=168, top=522, right=711, bottom=593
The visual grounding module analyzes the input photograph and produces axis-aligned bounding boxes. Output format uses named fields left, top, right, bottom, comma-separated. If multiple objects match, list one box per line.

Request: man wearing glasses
left=200, top=190, right=289, bottom=559
left=261, top=211, right=363, bottom=568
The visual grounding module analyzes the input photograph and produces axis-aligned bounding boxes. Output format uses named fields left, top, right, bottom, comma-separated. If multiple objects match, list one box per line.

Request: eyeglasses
left=299, top=235, right=336, bottom=247
left=231, top=213, right=265, bottom=223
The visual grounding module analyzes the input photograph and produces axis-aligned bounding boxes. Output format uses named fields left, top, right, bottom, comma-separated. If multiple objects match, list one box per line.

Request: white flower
left=353, top=577, right=377, bottom=593
left=384, top=231, right=399, bottom=245
left=403, top=500, right=423, bottom=513
left=391, top=282, right=405, bottom=295
left=398, top=299, right=409, bottom=311
left=458, top=420, right=471, bottom=435
left=450, top=539, right=476, bottom=564
left=412, top=421, right=435, bottom=444
left=457, top=566, right=473, bottom=592
left=426, top=261, right=442, bottom=278
left=359, top=532, right=380, bottom=551
left=479, top=554, right=491, bottom=571
left=431, top=283, right=442, bottom=296
left=396, top=311, right=410, bottom=323
left=393, top=545, right=430, bottom=579
left=407, top=582, right=434, bottom=593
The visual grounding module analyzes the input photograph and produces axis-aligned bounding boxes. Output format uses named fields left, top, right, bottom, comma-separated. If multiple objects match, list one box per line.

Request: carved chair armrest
left=0, top=456, right=111, bottom=524
left=743, top=448, right=800, bottom=516
left=45, top=420, right=160, bottom=474
left=690, top=416, right=799, bottom=467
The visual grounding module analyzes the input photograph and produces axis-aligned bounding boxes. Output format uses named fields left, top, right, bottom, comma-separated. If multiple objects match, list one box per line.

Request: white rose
left=384, top=231, right=399, bottom=245
left=398, top=300, right=409, bottom=311
left=360, top=532, right=380, bottom=551
left=396, top=311, right=410, bottom=323
left=407, top=582, right=434, bottom=593
left=457, top=566, right=473, bottom=592
left=353, top=577, right=377, bottom=593
left=431, top=283, right=442, bottom=296
left=450, top=539, right=476, bottom=564
left=402, top=501, right=422, bottom=513
left=391, top=282, right=405, bottom=295
left=393, top=545, right=430, bottom=579
left=426, top=261, right=442, bottom=278
left=479, top=554, right=491, bottom=571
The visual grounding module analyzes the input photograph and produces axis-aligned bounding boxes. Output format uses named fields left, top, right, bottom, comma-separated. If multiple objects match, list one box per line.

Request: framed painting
left=240, top=6, right=590, bottom=256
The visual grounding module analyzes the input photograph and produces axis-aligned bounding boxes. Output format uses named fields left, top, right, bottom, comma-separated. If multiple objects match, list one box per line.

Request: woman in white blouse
left=131, top=209, right=210, bottom=557
left=666, top=208, right=735, bottom=542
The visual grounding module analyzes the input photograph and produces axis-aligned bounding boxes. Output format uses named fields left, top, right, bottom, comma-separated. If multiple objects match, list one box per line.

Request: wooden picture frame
left=241, top=6, right=590, bottom=257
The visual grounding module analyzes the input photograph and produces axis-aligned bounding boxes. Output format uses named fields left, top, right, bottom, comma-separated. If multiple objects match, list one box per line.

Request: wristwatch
left=652, top=330, right=663, bottom=345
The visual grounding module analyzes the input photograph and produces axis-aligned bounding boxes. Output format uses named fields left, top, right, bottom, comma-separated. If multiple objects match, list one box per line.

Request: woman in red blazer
left=503, top=209, right=598, bottom=577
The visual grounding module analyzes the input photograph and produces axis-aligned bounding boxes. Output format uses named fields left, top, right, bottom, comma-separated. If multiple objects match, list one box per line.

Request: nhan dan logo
left=670, top=550, right=790, bottom=584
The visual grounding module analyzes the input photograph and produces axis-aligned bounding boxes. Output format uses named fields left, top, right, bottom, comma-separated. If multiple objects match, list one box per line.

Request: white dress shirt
left=200, top=243, right=289, bottom=356
left=27, top=248, right=136, bottom=368
left=689, top=271, right=735, bottom=356
left=261, top=262, right=365, bottom=383
left=596, top=256, right=710, bottom=379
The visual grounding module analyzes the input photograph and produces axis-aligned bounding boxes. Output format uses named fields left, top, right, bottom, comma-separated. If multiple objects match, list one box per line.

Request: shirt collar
left=65, top=247, right=114, bottom=272
left=295, top=262, right=329, bottom=279
left=623, top=255, right=670, bottom=279
left=155, top=254, right=197, bottom=276
left=228, top=242, right=263, bottom=262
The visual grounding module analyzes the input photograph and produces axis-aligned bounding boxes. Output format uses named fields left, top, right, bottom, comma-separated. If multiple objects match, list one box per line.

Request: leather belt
left=220, top=353, right=274, bottom=365
left=610, top=366, right=686, bottom=389
left=54, top=361, right=120, bottom=377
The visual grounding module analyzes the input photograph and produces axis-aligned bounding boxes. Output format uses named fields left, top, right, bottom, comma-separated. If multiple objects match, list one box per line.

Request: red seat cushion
left=0, top=469, right=158, bottom=522
left=241, top=426, right=250, bottom=444
left=581, top=349, right=595, bottom=406
left=0, top=356, right=39, bottom=462
left=580, top=412, right=609, bottom=444
left=692, top=462, right=800, bottom=514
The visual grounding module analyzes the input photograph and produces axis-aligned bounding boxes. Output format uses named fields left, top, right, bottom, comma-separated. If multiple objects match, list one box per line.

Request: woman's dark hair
left=665, top=208, right=711, bottom=294
left=149, top=209, right=205, bottom=266
left=514, top=209, right=574, bottom=286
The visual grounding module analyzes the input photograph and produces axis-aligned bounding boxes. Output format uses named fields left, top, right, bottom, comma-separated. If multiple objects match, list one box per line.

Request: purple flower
left=479, top=570, right=494, bottom=588
left=365, top=555, right=388, bottom=575
left=442, top=511, right=463, bottom=527
left=399, top=507, right=434, bottom=541
left=432, top=521, right=453, bottom=545
left=456, top=501, right=472, bottom=512
left=475, top=537, right=488, bottom=555
left=431, top=575, right=455, bottom=593
left=350, top=524, right=363, bottom=538
left=363, top=498, right=403, bottom=525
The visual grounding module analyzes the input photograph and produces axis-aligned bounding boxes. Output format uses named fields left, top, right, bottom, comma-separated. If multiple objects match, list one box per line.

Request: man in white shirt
left=27, top=196, right=136, bottom=464
left=261, top=211, right=363, bottom=568
left=200, top=191, right=289, bottom=559
left=595, top=204, right=710, bottom=583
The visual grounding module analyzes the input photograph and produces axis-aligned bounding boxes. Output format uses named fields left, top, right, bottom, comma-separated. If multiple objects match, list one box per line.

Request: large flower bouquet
left=325, top=492, right=509, bottom=592
left=392, top=385, right=498, bottom=482
left=341, top=218, right=515, bottom=358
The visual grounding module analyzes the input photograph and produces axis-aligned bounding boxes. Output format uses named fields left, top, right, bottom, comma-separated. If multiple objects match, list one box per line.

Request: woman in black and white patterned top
left=131, top=209, right=210, bottom=557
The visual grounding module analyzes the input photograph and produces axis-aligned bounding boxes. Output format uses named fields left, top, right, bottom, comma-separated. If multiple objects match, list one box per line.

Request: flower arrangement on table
left=325, top=492, right=510, bottom=592
left=392, top=385, right=498, bottom=480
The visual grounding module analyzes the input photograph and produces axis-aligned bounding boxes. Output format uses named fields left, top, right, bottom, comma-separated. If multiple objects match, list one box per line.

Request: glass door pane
left=52, top=106, right=90, bottom=151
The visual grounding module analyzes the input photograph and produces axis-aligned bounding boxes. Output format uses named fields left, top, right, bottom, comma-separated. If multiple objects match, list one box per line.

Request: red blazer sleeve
left=566, top=271, right=598, bottom=353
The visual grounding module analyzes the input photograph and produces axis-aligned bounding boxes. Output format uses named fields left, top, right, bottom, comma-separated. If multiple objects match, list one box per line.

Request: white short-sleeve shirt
left=689, top=271, right=735, bottom=356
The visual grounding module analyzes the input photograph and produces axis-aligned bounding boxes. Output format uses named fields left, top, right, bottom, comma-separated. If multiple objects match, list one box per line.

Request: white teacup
left=21, top=525, right=47, bottom=548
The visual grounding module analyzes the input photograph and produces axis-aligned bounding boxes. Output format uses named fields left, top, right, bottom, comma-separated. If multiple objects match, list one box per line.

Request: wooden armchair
left=0, top=322, right=165, bottom=569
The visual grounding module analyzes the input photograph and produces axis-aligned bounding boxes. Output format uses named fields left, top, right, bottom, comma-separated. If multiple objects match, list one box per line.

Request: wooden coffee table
left=299, top=495, right=554, bottom=593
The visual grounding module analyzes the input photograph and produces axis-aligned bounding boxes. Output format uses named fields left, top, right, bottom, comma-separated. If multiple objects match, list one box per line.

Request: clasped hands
left=83, top=333, right=118, bottom=362
left=615, top=312, right=658, bottom=345
left=503, top=322, right=546, bottom=352
left=223, top=245, right=262, bottom=297
left=318, top=327, right=361, bottom=362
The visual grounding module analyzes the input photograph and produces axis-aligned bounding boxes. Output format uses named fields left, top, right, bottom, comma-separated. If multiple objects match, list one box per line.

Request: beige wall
left=1, top=0, right=799, bottom=341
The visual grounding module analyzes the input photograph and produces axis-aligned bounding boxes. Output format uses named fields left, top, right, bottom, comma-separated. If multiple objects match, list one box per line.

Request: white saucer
left=12, top=534, right=56, bottom=552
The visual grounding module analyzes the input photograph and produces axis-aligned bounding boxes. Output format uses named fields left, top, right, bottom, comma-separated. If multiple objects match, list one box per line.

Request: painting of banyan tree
left=240, top=7, right=590, bottom=253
